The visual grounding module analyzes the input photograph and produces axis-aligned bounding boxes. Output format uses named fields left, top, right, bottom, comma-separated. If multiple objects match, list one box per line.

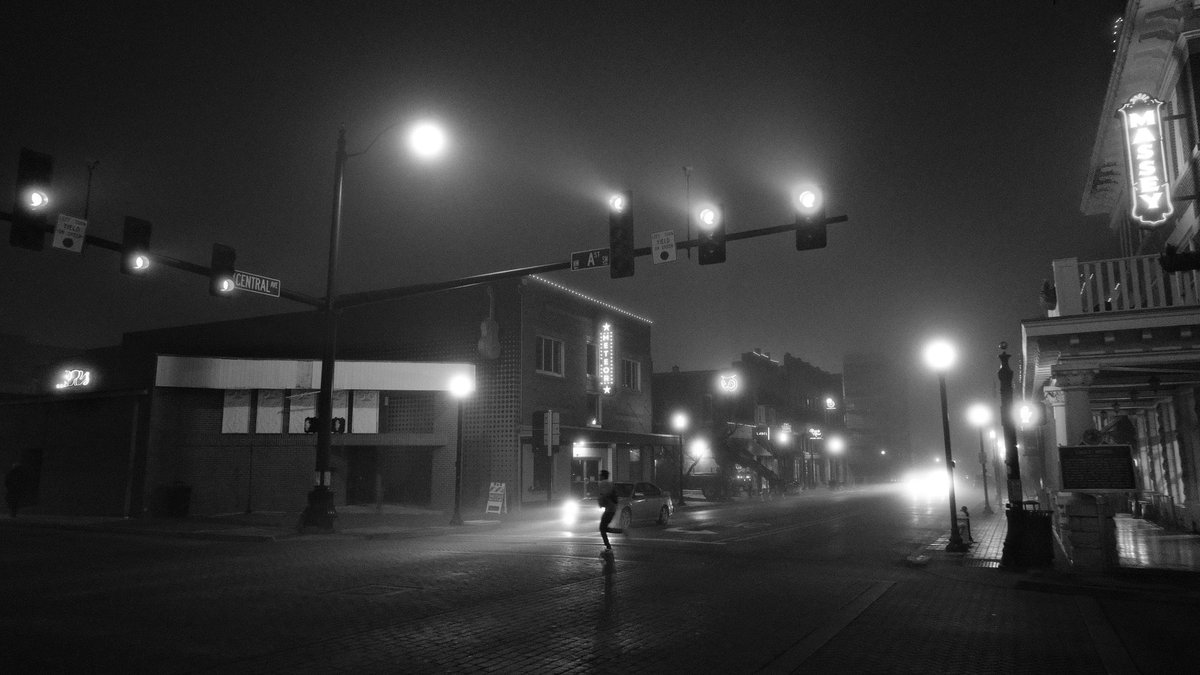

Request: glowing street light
left=967, top=403, right=995, bottom=514
left=827, top=435, right=845, bottom=487
left=407, top=120, right=448, bottom=159
left=448, top=372, right=475, bottom=526
left=301, top=118, right=451, bottom=531
left=671, top=411, right=690, bottom=506
left=923, top=338, right=968, bottom=552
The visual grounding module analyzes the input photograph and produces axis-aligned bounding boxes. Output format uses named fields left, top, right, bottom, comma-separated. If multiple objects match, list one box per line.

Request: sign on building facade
left=1118, top=93, right=1174, bottom=226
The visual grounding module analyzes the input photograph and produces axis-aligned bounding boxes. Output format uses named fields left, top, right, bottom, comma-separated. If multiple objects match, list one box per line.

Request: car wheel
left=618, top=508, right=632, bottom=530
left=657, top=505, right=670, bottom=526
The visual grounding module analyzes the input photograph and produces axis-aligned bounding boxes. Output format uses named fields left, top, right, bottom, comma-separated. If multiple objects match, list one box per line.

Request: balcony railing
left=1049, top=255, right=1200, bottom=317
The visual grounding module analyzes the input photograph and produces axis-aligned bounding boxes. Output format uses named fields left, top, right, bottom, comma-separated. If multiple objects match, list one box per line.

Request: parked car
left=561, top=481, right=673, bottom=528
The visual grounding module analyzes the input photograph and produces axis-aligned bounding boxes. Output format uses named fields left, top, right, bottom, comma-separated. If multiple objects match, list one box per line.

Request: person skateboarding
left=597, top=470, right=624, bottom=558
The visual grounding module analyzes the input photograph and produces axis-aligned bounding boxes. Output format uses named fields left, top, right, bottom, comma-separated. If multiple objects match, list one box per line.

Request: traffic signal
left=608, top=191, right=634, bottom=278
left=9, top=148, right=54, bottom=251
left=121, top=216, right=153, bottom=274
left=210, top=243, right=236, bottom=295
left=1160, top=244, right=1200, bottom=272
left=795, top=187, right=827, bottom=251
left=304, top=417, right=318, bottom=433
left=697, top=206, right=725, bottom=265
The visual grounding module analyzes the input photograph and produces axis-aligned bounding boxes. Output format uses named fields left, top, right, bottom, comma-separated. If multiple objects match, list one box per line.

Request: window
left=622, top=358, right=641, bottom=391
left=586, top=342, right=597, bottom=378
left=536, top=336, right=564, bottom=376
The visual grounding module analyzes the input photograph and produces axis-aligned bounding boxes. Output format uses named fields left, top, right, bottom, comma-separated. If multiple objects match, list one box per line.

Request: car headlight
left=562, top=499, right=580, bottom=525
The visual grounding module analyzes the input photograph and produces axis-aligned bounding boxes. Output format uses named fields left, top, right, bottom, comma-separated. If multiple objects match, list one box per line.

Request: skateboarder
left=597, top=470, right=623, bottom=557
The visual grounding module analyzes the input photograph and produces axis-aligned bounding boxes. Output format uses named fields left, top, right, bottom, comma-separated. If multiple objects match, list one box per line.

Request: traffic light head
left=794, top=186, right=827, bottom=251
left=608, top=190, right=634, bottom=278
left=210, top=243, right=236, bottom=296
left=121, top=216, right=153, bottom=274
left=697, top=205, right=726, bottom=265
left=9, top=148, right=54, bottom=251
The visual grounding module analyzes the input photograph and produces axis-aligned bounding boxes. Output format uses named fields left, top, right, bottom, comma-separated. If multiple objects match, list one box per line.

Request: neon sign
left=1118, top=93, right=1173, bottom=226
left=598, top=322, right=614, bottom=395
left=718, top=372, right=739, bottom=393
left=55, top=369, right=92, bottom=389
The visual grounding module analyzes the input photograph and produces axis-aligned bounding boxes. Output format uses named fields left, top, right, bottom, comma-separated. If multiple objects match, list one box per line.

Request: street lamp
left=671, top=411, right=689, bottom=506
left=301, top=119, right=449, bottom=531
left=923, top=338, right=968, bottom=552
left=827, top=435, right=845, bottom=486
left=448, top=372, right=475, bottom=526
left=967, top=403, right=994, bottom=514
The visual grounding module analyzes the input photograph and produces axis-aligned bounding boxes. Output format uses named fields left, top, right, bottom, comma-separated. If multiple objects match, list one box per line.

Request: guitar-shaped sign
left=478, top=286, right=501, bottom=360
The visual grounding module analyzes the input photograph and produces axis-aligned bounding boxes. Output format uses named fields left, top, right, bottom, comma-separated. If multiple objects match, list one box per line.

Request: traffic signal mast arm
left=0, top=209, right=323, bottom=307
left=6, top=206, right=845, bottom=312
left=334, top=212, right=849, bottom=310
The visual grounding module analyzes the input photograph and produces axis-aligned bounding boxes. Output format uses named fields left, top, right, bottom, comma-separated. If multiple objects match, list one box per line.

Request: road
left=2, top=483, right=1194, bottom=673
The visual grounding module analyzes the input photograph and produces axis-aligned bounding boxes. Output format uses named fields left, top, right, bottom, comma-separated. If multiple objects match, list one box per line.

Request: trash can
left=1022, top=506, right=1055, bottom=567
left=1001, top=502, right=1055, bottom=568
left=164, top=482, right=192, bottom=518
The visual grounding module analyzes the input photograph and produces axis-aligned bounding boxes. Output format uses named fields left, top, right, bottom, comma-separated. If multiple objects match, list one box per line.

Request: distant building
left=842, top=352, right=912, bottom=479
left=653, top=349, right=842, bottom=497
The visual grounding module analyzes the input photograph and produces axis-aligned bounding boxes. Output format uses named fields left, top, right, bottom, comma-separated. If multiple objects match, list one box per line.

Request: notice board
left=1059, top=445, right=1136, bottom=491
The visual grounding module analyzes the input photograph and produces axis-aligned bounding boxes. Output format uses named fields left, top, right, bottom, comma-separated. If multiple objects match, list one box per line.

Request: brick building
left=0, top=275, right=672, bottom=518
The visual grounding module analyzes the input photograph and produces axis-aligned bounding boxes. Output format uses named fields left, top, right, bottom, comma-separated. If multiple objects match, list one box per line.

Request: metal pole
left=450, top=398, right=465, bottom=525
left=940, top=373, right=968, bottom=552
left=677, top=431, right=687, bottom=506
left=979, top=428, right=993, bottom=514
left=301, top=127, right=346, bottom=531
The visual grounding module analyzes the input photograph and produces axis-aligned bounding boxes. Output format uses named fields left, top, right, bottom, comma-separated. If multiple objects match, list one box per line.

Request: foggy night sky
left=4, top=1, right=1126, bottom=456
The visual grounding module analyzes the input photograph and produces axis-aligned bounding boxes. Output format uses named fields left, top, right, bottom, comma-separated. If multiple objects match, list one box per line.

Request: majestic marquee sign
left=598, top=322, right=614, bottom=394
left=1118, top=93, right=1174, bottom=226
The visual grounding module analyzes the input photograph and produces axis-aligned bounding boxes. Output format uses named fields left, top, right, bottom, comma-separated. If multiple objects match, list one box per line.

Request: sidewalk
left=918, top=499, right=1200, bottom=589
left=0, top=503, right=530, bottom=542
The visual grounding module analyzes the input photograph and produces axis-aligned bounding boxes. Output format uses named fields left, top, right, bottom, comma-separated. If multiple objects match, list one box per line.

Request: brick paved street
left=2, top=486, right=1197, bottom=673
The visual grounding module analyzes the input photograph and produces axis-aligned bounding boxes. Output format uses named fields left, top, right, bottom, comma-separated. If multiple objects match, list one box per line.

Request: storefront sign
left=1059, top=445, right=1136, bottom=490
left=599, top=322, right=614, bottom=394
left=54, top=368, right=92, bottom=390
left=1118, top=93, right=1173, bottom=226
left=718, top=372, right=739, bottom=393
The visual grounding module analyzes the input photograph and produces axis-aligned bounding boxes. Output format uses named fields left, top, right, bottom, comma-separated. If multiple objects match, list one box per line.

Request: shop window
left=536, top=335, right=564, bottom=376
left=222, top=389, right=251, bottom=433
left=622, top=358, right=641, bottom=391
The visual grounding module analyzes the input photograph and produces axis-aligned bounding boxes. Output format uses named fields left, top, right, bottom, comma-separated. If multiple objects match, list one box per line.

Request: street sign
left=570, top=247, right=610, bottom=271
left=232, top=270, right=281, bottom=297
left=52, top=214, right=87, bottom=253
left=652, top=230, right=677, bottom=264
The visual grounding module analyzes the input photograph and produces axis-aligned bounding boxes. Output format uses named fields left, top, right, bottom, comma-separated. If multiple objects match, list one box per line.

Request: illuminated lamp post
left=967, top=403, right=994, bottom=514
left=671, top=411, right=689, bottom=507
left=923, top=338, right=968, bottom=552
left=301, top=119, right=449, bottom=531
left=448, top=372, right=475, bottom=526
left=827, top=435, right=845, bottom=486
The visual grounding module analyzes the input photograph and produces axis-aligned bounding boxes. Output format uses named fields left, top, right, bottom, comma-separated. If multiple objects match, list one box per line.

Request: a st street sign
left=232, top=270, right=280, bottom=297
left=570, top=247, right=610, bottom=271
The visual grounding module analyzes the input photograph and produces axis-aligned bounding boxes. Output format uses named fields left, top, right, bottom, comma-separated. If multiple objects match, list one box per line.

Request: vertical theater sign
left=1118, top=93, right=1173, bottom=226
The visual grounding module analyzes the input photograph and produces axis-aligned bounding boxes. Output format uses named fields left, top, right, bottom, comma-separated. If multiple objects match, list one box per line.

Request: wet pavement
left=2, top=493, right=1198, bottom=673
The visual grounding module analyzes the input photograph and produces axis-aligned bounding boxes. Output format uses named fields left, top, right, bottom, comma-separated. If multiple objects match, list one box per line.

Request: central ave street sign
left=570, top=247, right=610, bottom=271
left=233, top=270, right=281, bottom=297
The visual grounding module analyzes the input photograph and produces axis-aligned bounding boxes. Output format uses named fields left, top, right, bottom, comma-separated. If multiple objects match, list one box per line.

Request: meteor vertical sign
left=1118, top=93, right=1173, bottom=226
left=599, top=322, right=614, bottom=395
